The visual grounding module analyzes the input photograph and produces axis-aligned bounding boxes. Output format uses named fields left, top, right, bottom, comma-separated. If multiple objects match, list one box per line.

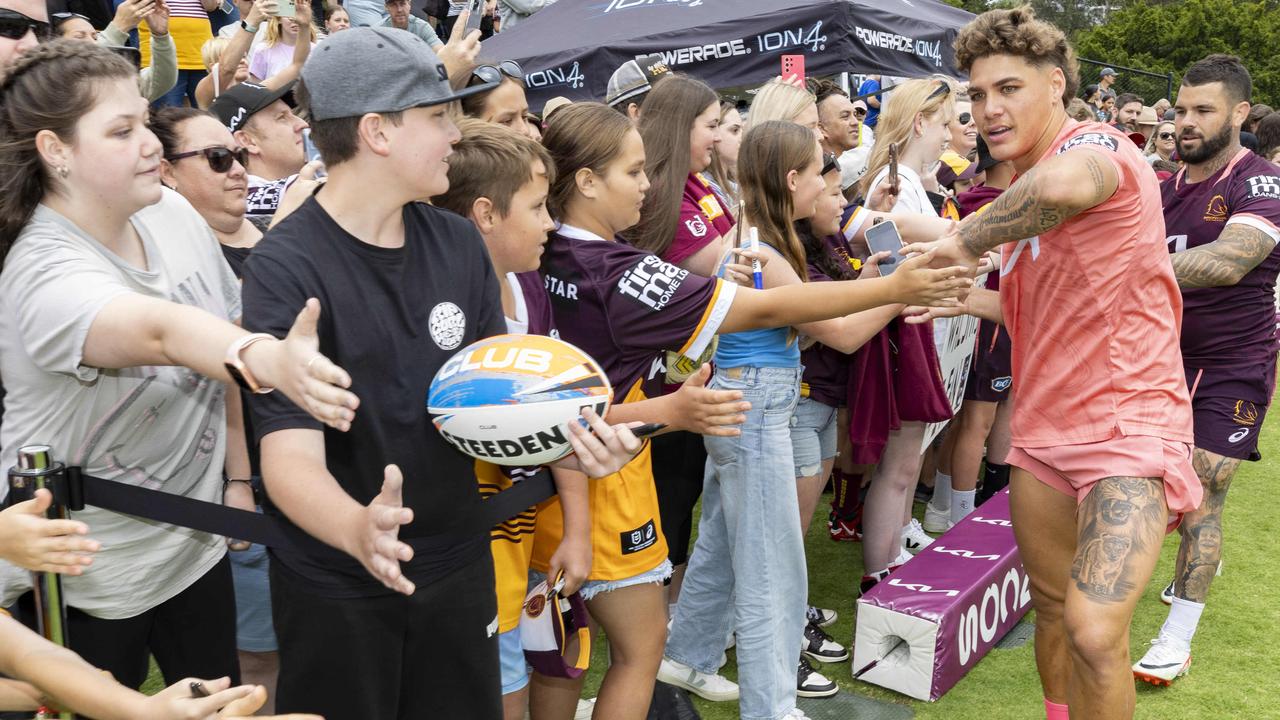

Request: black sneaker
left=797, top=656, right=839, bottom=698
left=802, top=621, right=850, bottom=663
left=806, top=605, right=838, bottom=628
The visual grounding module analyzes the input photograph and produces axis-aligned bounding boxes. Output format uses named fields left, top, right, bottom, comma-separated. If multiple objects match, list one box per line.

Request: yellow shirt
left=138, top=0, right=212, bottom=72
left=530, top=381, right=668, bottom=581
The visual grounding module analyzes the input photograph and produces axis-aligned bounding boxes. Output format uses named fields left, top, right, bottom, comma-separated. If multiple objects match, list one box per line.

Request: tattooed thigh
left=1071, top=476, right=1167, bottom=604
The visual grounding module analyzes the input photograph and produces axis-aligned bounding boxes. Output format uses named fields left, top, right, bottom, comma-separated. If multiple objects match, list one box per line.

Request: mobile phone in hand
left=463, top=0, right=483, bottom=34
left=781, top=54, right=805, bottom=85
left=887, top=142, right=899, bottom=194
left=277, top=0, right=295, bottom=17
left=864, top=220, right=904, bottom=276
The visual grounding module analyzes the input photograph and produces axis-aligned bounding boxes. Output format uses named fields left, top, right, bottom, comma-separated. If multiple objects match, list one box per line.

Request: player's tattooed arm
left=1171, top=223, right=1276, bottom=289
left=1071, top=476, right=1166, bottom=604
left=958, top=151, right=1119, bottom=259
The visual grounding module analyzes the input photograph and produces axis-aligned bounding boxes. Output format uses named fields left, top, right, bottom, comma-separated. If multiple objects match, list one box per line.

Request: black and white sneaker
left=797, top=656, right=839, bottom=698
left=806, top=605, right=838, bottom=628
left=802, top=621, right=850, bottom=663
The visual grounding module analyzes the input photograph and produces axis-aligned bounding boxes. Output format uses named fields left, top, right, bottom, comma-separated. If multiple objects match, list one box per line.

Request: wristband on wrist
left=241, top=19, right=259, bottom=32
left=224, top=333, right=276, bottom=394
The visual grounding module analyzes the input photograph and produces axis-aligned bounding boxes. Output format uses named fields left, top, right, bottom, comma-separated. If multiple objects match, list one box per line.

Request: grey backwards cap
left=301, top=27, right=498, bottom=121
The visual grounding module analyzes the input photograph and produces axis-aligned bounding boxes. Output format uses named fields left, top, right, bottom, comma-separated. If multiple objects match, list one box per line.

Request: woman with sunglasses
left=152, top=105, right=320, bottom=714
left=855, top=76, right=957, bottom=591
left=1145, top=120, right=1176, bottom=165
left=0, top=0, right=47, bottom=63
left=0, top=41, right=357, bottom=694
left=461, top=59, right=539, bottom=140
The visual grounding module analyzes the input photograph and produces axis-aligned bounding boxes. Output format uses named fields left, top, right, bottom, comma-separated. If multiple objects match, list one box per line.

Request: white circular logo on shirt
left=429, top=302, right=466, bottom=350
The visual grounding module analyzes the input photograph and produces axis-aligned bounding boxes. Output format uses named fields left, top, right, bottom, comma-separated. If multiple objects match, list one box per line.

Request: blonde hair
left=264, top=16, right=318, bottom=47
left=747, top=79, right=816, bottom=129
left=859, top=77, right=955, bottom=197
left=200, top=36, right=227, bottom=72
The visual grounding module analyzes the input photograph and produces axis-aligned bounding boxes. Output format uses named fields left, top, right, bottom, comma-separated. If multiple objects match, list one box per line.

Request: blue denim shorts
left=790, top=396, right=838, bottom=477
left=498, top=627, right=529, bottom=694
left=529, top=559, right=673, bottom=603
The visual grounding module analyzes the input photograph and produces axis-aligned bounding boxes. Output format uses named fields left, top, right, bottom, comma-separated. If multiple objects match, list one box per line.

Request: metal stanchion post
left=8, top=444, right=74, bottom=720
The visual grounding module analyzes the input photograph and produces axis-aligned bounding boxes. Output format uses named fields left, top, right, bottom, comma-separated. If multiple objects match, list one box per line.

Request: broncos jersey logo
left=1204, top=194, right=1228, bottom=222
left=1232, top=400, right=1259, bottom=426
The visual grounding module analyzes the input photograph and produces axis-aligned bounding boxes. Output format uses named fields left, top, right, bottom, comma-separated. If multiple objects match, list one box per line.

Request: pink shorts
left=1007, top=434, right=1202, bottom=516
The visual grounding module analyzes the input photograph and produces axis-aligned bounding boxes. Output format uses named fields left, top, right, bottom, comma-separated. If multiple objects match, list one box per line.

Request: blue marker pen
left=749, top=226, right=763, bottom=290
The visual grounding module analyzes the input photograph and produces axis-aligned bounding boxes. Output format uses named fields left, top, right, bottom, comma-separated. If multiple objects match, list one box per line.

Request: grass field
left=575, top=413, right=1280, bottom=719
left=139, top=411, right=1280, bottom=718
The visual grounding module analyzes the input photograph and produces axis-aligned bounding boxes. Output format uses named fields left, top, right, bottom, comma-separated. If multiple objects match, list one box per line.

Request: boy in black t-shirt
left=239, top=28, right=642, bottom=719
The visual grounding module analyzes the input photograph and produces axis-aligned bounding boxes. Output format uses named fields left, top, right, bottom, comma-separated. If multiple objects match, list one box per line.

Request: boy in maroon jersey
left=1133, top=54, right=1280, bottom=687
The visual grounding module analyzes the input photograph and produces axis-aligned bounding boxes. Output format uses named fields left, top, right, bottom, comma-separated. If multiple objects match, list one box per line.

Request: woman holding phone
left=852, top=77, right=957, bottom=590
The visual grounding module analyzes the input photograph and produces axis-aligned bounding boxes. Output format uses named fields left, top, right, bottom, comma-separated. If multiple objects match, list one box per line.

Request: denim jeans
left=151, top=69, right=206, bottom=109
left=665, top=366, right=806, bottom=720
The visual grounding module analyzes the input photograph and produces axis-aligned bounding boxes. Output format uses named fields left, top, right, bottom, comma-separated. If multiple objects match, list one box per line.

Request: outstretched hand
left=349, top=465, right=416, bottom=595
left=0, top=489, right=100, bottom=574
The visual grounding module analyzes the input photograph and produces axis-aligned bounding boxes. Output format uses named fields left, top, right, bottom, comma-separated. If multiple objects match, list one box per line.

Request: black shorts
left=271, top=551, right=502, bottom=719
left=651, top=430, right=707, bottom=567
left=964, top=318, right=1012, bottom=403
left=1186, top=358, right=1276, bottom=461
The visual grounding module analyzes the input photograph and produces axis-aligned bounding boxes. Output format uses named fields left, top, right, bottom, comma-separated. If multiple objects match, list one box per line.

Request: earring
left=55, top=165, right=69, bottom=179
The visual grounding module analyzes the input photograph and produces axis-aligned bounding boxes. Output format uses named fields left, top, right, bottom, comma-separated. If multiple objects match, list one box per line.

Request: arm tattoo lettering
left=1171, top=223, right=1275, bottom=289
left=958, top=154, right=1115, bottom=259
left=1071, top=476, right=1166, bottom=604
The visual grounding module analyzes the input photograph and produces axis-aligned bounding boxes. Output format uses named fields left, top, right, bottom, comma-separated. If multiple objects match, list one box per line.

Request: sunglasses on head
left=821, top=152, right=839, bottom=177
left=167, top=145, right=250, bottom=174
left=51, top=11, right=92, bottom=24
left=1158, top=132, right=1176, bottom=140
left=927, top=79, right=952, bottom=102
left=0, top=8, right=52, bottom=41
left=471, top=60, right=524, bottom=86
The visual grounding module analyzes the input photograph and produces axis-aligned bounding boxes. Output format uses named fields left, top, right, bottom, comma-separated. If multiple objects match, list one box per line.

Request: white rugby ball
left=427, top=334, right=614, bottom=466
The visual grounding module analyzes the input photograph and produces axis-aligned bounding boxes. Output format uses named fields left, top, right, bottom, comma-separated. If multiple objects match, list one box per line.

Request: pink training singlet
left=999, top=120, right=1193, bottom=449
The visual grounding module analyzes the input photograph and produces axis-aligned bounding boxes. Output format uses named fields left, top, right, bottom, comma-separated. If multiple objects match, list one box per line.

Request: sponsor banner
left=482, top=0, right=974, bottom=111
left=922, top=309, right=980, bottom=452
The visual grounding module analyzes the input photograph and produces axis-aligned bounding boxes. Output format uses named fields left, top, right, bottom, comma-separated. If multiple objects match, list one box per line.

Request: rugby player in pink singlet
left=1132, top=55, right=1280, bottom=687
left=901, top=8, right=1197, bottom=720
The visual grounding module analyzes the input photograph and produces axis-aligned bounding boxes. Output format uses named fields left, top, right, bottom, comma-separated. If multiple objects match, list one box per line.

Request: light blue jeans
left=665, top=366, right=807, bottom=720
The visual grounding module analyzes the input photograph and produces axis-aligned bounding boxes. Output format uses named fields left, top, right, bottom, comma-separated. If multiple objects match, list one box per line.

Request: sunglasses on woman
left=471, top=60, right=524, bottom=86
left=0, top=8, right=51, bottom=41
left=1158, top=132, right=1176, bottom=140
left=957, top=111, right=972, bottom=125
left=853, top=108, right=867, bottom=117
left=167, top=146, right=251, bottom=174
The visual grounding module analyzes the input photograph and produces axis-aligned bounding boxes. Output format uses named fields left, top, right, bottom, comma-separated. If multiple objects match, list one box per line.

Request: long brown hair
left=622, top=74, right=718, bottom=256
left=541, top=102, right=636, bottom=221
left=737, top=120, right=818, bottom=283
left=0, top=41, right=138, bottom=260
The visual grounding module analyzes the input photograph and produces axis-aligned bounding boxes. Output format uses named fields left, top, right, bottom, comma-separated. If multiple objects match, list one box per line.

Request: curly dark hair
left=954, top=6, right=1079, bottom=106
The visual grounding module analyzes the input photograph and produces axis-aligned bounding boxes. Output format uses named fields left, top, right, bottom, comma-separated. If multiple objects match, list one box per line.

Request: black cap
left=211, top=81, right=298, bottom=133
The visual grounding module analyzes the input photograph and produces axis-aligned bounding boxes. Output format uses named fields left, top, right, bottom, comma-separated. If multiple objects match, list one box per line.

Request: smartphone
left=277, top=0, right=295, bottom=17
left=781, top=54, right=806, bottom=85
left=301, top=129, right=326, bottom=178
left=864, top=220, right=904, bottom=276
left=887, top=142, right=900, bottom=194
left=463, top=0, right=483, bottom=34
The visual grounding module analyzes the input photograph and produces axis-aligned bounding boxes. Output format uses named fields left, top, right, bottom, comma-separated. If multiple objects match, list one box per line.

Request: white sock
left=1162, top=596, right=1205, bottom=646
left=951, top=490, right=976, bottom=523
left=931, top=472, right=952, bottom=510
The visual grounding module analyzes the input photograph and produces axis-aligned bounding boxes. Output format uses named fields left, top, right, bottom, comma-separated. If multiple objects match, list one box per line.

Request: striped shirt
left=139, top=0, right=211, bottom=71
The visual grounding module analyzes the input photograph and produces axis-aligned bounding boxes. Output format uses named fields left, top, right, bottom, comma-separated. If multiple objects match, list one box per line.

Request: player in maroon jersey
left=1133, top=54, right=1280, bottom=687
